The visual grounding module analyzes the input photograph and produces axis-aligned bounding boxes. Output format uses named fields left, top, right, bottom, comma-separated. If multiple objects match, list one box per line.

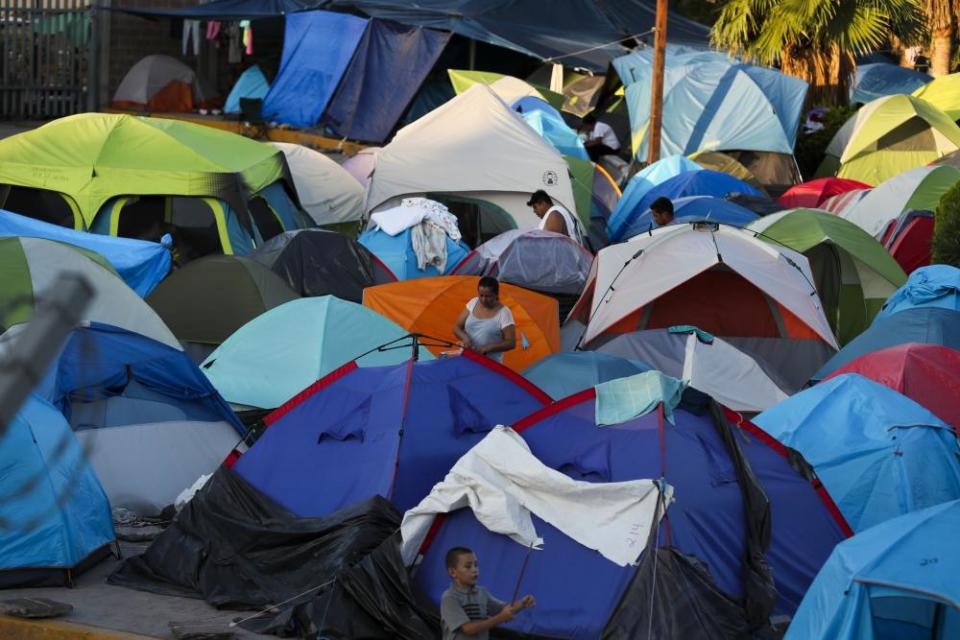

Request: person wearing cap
left=527, top=190, right=584, bottom=244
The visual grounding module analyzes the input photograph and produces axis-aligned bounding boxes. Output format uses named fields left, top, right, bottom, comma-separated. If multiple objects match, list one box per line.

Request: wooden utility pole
left=646, top=0, right=669, bottom=164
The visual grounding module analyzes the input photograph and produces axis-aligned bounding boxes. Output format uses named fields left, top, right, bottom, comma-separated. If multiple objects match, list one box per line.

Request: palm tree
left=712, top=0, right=923, bottom=105
left=925, top=0, right=960, bottom=76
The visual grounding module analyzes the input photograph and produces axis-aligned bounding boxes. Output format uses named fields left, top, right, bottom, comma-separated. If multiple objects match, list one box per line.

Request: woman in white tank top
left=452, top=277, right=516, bottom=363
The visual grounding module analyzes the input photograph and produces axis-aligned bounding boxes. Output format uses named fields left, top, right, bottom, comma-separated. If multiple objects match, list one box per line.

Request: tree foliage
left=934, top=180, right=960, bottom=267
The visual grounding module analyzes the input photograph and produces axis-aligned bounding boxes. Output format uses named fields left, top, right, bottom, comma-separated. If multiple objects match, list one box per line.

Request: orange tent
left=363, top=276, right=559, bottom=372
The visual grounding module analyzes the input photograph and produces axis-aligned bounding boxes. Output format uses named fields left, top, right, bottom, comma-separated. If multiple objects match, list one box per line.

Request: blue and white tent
left=851, top=63, right=931, bottom=105
left=224, top=65, right=269, bottom=114
left=610, top=195, right=760, bottom=241
left=358, top=226, right=469, bottom=280
left=877, top=265, right=960, bottom=320
left=607, top=154, right=702, bottom=237
left=522, top=351, right=651, bottom=399
left=515, top=97, right=589, bottom=160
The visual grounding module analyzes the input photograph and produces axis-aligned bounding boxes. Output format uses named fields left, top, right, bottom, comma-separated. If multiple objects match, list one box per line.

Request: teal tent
left=224, top=65, right=269, bottom=114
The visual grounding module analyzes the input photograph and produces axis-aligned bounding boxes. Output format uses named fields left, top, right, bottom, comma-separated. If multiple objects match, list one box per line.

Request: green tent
left=447, top=69, right=566, bottom=110
left=747, top=208, right=907, bottom=345
left=0, top=236, right=179, bottom=348
left=0, top=113, right=308, bottom=256
left=146, top=255, right=298, bottom=359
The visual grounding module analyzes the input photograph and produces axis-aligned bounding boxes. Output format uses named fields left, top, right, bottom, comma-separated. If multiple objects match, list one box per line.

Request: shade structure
left=748, top=208, right=907, bottom=345
left=787, top=500, right=960, bottom=640
left=268, top=142, right=364, bottom=225
left=839, top=165, right=960, bottom=239
left=250, top=229, right=395, bottom=301
left=201, top=297, right=430, bottom=410
left=755, top=374, right=960, bottom=532
left=0, top=236, right=179, bottom=348
left=825, top=343, right=960, bottom=429
left=233, top=351, right=549, bottom=515
left=340, top=147, right=380, bottom=188
left=521, top=351, right=651, bottom=399
left=112, top=54, right=214, bottom=112
left=0, top=208, right=170, bottom=297
left=612, top=195, right=760, bottom=241
left=363, top=276, right=560, bottom=372
left=146, top=255, right=299, bottom=353
left=365, top=84, right=577, bottom=230
left=776, top=177, right=871, bottom=210
left=0, top=394, right=115, bottom=587
left=881, top=210, right=934, bottom=274
left=851, top=63, right=930, bottom=104
left=614, top=48, right=808, bottom=159
left=812, top=308, right=960, bottom=381
left=876, top=265, right=960, bottom=320
left=414, top=390, right=847, bottom=638
left=587, top=326, right=792, bottom=412
left=569, top=223, right=837, bottom=350
left=824, top=95, right=960, bottom=184
left=451, top=229, right=593, bottom=296
left=357, top=226, right=469, bottom=281
left=913, top=71, right=960, bottom=119
left=224, top=64, right=269, bottom=114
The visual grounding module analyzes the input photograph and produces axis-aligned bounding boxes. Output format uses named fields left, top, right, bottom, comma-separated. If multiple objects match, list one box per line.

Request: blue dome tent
left=611, top=195, right=760, bottom=240
left=876, top=265, right=960, bottom=321
left=358, top=226, right=469, bottom=280
left=224, top=65, right=269, bottom=114
left=522, top=351, right=651, bottom=399
left=607, top=155, right=702, bottom=238
left=851, top=63, right=931, bottom=105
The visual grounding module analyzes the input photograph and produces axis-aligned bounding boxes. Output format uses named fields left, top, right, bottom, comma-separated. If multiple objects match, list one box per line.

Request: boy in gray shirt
left=441, top=546, right=536, bottom=640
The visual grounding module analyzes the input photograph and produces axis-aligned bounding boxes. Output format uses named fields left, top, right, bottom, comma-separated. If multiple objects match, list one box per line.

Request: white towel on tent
left=370, top=197, right=462, bottom=241
left=401, top=426, right=671, bottom=567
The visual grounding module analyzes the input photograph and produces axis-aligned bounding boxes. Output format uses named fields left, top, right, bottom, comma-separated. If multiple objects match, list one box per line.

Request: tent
left=821, top=95, right=960, bottom=184
left=687, top=150, right=764, bottom=191
left=447, top=69, right=563, bottom=109
left=754, top=374, right=960, bottom=531
left=851, top=63, right=930, bottom=104
left=521, top=351, right=650, bottom=399
left=233, top=351, right=549, bottom=515
left=913, top=72, right=960, bottom=119
left=0, top=236, right=179, bottom=349
left=358, top=226, right=469, bottom=280
left=612, top=156, right=702, bottom=229
left=702, top=150, right=801, bottom=198
left=569, top=223, right=838, bottom=351
left=364, top=85, right=577, bottom=232
left=251, top=229, right=395, bottom=301
left=812, top=308, right=960, bottom=381
left=112, top=54, right=214, bottom=112
left=0, top=394, right=115, bottom=587
left=517, top=100, right=589, bottom=160
left=611, top=195, right=760, bottom=241
left=25, top=323, right=244, bottom=514
left=224, top=65, right=269, bottom=114
left=587, top=326, right=793, bottom=411
left=839, top=165, right=960, bottom=239
left=268, top=142, right=365, bottom=226
left=565, top=156, right=620, bottom=247
left=787, top=500, right=960, bottom=640
left=146, top=255, right=298, bottom=359
left=341, top=147, right=380, bottom=188
left=825, top=343, right=960, bottom=428
left=324, top=21, right=451, bottom=143
left=614, top=48, right=808, bottom=159
left=363, top=276, right=560, bottom=372
left=451, top=229, right=593, bottom=296
left=201, top=297, right=431, bottom=410
left=877, top=265, right=960, bottom=320
left=881, top=209, right=934, bottom=274
left=0, top=114, right=307, bottom=257
left=747, top=208, right=907, bottom=345
left=262, top=11, right=368, bottom=128
left=414, top=389, right=848, bottom=638
left=776, top=177, right=871, bottom=210
left=820, top=187, right=872, bottom=215
left=0, top=208, right=170, bottom=297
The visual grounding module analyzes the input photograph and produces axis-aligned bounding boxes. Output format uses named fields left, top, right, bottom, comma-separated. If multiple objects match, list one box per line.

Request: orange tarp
left=363, top=276, right=560, bottom=372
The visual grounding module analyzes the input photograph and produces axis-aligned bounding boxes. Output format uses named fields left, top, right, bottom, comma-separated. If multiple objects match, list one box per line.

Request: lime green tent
left=447, top=69, right=566, bottom=110
left=0, top=113, right=309, bottom=258
left=912, top=73, right=960, bottom=119
left=747, top=208, right=907, bottom=345
left=821, top=95, right=960, bottom=185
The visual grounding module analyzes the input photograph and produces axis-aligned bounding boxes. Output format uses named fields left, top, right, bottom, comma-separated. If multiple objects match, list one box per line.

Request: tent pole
left=469, top=39, right=477, bottom=70
left=645, top=0, right=668, bottom=164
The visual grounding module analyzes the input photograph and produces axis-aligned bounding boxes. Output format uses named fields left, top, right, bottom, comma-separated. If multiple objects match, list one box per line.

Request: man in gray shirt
left=441, top=547, right=536, bottom=639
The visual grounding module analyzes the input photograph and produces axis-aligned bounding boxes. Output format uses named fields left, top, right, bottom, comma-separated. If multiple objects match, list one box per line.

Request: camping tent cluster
left=5, top=7, right=960, bottom=639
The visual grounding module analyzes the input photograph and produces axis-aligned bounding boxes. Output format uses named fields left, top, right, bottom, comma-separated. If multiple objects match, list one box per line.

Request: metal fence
left=0, top=0, right=96, bottom=119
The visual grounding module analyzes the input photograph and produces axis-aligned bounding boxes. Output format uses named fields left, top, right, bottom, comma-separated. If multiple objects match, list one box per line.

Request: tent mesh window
left=170, top=197, right=223, bottom=261
left=117, top=196, right=166, bottom=241
left=1, top=185, right=77, bottom=228
left=249, top=195, right=284, bottom=242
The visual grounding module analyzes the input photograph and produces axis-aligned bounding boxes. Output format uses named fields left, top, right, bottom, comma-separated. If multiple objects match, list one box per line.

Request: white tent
left=570, top=223, right=838, bottom=349
left=112, top=54, right=212, bottom=108
left=365, top=84, right=577, bottom=230
left=269, top=142, right=364, bottom=225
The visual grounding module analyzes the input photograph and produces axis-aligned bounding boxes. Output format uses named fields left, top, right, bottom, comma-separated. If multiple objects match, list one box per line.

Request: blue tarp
left=224, top=65, right=269, bottom=114
left=611, top=195, right=760, bottom=240
left=358, top=227, right=469, bottom=280
left=262, top=10, right=368, bottom=128
left=234, top=354, right=548, bottom=515
left=515, top=98, right=589, bottom=160
left=614, top=48, right=808, bottom=159
left=414, top=390, right=847, bottom=637
left=812, top=308, right=960, bottom=381
left=119, top=0, right=321, bottom=19
left=0, top=209, right=170, bottom=297
left=324, top=20, right=450, bottom=143
left=787, top=499, right=960, bottom=640
left=755, top=374, right=960, bottom=532
left=877, top=265, right=960, bottom=321
left=851, top=63, right=931, bottom=105
left=0, top=394, right=114, bottom=582
left=522, top=351, right=650, bottom=400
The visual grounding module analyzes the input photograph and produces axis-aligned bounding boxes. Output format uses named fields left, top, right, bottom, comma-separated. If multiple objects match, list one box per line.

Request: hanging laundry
left=239, top=20, right=253, bottom=56
left=182, top=20, right=201, bottom=56
left=206, top=20, right=221, bottom=41
left=226, top=22, right=242, bottom=64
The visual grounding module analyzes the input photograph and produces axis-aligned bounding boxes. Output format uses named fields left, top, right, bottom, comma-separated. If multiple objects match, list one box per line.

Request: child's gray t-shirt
left=441, top=584, right=506, bottom=640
